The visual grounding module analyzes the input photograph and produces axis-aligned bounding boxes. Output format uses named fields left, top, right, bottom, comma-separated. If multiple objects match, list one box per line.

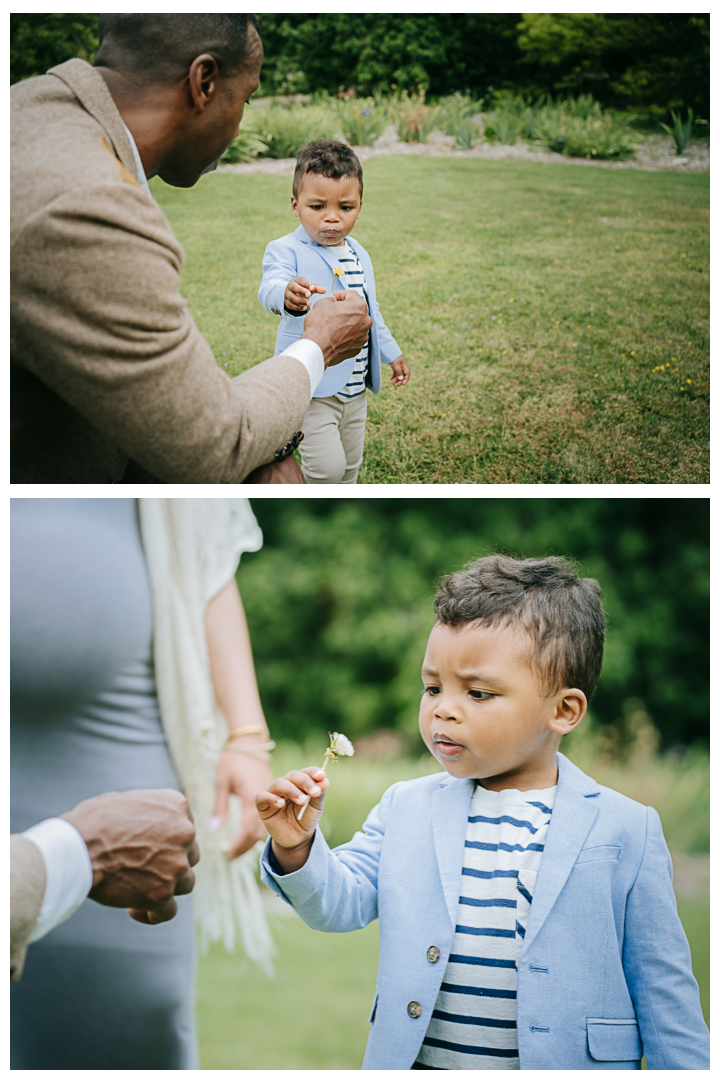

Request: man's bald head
left=95, top=14, right=262, bottom=86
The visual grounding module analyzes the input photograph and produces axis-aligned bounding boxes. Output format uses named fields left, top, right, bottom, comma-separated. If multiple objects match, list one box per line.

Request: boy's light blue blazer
left=258, top=224, right=402, bottom=399
left=262, top=752, right=709, bottom=1070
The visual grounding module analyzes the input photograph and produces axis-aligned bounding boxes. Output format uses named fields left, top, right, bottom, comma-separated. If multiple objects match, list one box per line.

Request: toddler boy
left=256, top=555, right=709, bottom=1070
left=258, top=140, right=409, bottom=484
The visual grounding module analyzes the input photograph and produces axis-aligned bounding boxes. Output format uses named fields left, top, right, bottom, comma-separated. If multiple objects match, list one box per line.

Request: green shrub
left=254, top=104, right=337, bottom=159
left=437, top=94, right=481, bottom=149
left=660, top=108, right=694, bottom=155
left=334, top=97, right=390, bottom=146
left=220, top=116, right=270, bottom=163
left=481, top=92, right=640, bottom=160
left=392, top=88, right=445, bottom=143
left=532, top=102, right=640, bottom=160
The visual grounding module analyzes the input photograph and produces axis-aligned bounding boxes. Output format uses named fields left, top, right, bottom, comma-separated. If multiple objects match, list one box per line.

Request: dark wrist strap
left=274, top=431, right=304, bottom=462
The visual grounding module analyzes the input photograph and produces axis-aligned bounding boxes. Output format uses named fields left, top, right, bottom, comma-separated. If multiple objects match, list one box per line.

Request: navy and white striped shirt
left=416, top=782, right=556, bottom=1070
left=330, top=242, right=369, bottom=401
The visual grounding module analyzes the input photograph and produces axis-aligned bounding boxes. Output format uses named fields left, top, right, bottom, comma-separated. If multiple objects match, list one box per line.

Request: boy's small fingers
left=255, top=791, right=286, bottom=813
left=285, top=769, right=325, bottom=798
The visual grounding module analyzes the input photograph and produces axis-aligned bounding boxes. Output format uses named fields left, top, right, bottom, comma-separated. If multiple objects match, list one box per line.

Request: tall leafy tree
left=516, top=13, right=709, bottom=117
left=10, top=13, right=98, bottom=84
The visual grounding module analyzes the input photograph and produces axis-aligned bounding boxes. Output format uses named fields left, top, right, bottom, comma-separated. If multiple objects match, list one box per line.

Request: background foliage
left=237, top=499, right=708, bottom=751
left=10, top=13, right=709, bottom=120
left=10, top=13, right=97, bottom=85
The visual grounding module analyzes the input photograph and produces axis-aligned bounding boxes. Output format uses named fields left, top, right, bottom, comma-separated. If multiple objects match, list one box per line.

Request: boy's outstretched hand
left=389, top=355, right=410, bottom=387
left=256, top=767, right=329, bottom=873
left=284, top=276, right=327, bottom=313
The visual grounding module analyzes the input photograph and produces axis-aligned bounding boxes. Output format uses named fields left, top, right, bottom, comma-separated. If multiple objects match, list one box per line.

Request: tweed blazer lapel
left=519, top=752, right=601, bottom=956
left=47, top=58, right=139, bottom=182
left=432, top=774, right=475, bottom=926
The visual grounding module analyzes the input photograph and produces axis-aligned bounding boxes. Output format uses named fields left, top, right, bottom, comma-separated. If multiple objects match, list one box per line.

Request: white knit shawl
left=138, top=498, right=274, bottom=973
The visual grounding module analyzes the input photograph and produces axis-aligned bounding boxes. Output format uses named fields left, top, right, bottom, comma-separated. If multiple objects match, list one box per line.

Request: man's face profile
left=159, top=24, right=263, bottom=189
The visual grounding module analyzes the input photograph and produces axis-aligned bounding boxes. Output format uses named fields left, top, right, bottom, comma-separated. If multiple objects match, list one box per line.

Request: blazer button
left=407, top=1001, right=422, bottom=1019
left=426, top=946, right=440, bottom=963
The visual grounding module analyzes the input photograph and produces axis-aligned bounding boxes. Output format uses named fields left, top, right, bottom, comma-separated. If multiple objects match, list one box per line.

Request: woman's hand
left=256, top=768, right=329, bottom=873
left=212, top=751, right=273, bottom=860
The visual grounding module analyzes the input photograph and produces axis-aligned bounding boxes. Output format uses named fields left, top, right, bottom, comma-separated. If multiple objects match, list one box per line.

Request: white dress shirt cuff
left=24, top=818, right=93, bottom=943
left=279, top=339, right=325, bottom=397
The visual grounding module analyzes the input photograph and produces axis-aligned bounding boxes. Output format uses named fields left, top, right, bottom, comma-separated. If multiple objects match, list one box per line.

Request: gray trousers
left=299, top=392, right=367, bottom=484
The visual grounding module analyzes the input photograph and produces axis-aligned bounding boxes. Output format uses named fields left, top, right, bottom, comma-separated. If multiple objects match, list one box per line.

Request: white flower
left=328, top=732, right=355, bottom=759
left=297, top=731, right=354, bottom=822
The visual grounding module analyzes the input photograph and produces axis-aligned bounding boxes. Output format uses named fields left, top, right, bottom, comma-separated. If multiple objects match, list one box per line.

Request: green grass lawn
left=152, top=157, right=708, bottom=483
left=196, top=895, right=708, bottom=1069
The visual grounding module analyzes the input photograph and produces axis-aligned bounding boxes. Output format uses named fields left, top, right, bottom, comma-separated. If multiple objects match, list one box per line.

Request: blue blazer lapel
left=295, top=224, right=366, bottom=289
left=295, top=223, right=344, bottom=277
left=520, top=753, right=601, bottom=956
left=432, top=776, right=475, bottom=927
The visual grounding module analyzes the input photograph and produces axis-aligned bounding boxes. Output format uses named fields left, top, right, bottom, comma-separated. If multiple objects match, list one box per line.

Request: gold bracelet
left=226, top=725, right=266, bottom=742
left=225, top=740, right=276, bottom=760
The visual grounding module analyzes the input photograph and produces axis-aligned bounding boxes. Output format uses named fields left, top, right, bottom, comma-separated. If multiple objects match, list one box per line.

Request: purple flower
left=362, top=108, right=371, bottom=115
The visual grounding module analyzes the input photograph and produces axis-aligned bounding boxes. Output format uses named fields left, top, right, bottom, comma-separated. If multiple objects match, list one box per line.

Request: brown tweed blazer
left=11, top=59, right=310, bottom=483
left=10, top=836, right=46, bottom=981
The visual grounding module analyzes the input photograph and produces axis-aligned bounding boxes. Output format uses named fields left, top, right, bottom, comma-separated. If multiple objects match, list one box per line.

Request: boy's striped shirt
left=415, top=782, right=556, bottom=1070
left=329, top=242, right=369, bottom=401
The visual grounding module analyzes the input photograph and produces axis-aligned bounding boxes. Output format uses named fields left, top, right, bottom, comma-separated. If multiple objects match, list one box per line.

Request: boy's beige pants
left=299, top=393, right=367, bottom=484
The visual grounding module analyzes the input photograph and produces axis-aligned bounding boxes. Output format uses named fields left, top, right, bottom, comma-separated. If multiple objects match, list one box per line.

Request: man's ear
left=188, top=54, right=220, bottom=112
left=548, top=688, right=587, bottom=736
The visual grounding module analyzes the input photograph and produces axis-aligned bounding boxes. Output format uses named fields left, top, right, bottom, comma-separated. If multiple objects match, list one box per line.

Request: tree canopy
left=238, top=499, right=708, bottom=752
left=10, top=13, right=709, bottom=118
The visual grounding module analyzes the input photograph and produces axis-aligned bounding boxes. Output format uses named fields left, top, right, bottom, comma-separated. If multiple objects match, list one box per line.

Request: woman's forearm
left=204, top=579, right=268, bottom=737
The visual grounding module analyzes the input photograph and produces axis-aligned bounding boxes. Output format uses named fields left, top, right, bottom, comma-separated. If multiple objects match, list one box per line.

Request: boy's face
left=291, top=173, right=362, bottom=246
left=419, top=622, right=586, bottom=791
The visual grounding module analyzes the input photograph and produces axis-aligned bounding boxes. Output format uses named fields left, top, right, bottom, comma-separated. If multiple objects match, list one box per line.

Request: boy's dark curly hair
left=434, top=554, right=606, bottom=700
left=293, top=140, right=363, bottom=198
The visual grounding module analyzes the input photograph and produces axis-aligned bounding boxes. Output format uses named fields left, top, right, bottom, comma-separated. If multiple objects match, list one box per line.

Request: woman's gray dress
left=11, top=498, right=197, bottom=1070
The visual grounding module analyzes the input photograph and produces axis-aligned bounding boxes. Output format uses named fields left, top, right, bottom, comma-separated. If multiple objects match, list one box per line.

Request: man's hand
left=389, top=355, right=410, bottom=387
left=301, top=291, right=373, bottom=368
left=284, top=276, right=326, bottom=313
left=256, top=767, right=329, bottom=874
left=61, top=790, right=199, bottom=925
left=211, top=751, right=273, bottom=860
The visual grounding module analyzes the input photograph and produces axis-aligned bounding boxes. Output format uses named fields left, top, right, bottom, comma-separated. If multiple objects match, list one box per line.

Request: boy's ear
left=549, top=688, right=587, bottom=736
left=290, top=194, right=299, bottom=218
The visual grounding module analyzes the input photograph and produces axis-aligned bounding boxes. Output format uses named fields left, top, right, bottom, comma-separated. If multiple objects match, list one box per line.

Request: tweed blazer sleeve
left=10, top=836, right=46, bottom=982
left=11, top=182, right=311, bottom=482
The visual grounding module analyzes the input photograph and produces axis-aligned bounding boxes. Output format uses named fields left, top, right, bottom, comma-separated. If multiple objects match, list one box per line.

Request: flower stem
left=297, top=750, right=331, bottom=821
